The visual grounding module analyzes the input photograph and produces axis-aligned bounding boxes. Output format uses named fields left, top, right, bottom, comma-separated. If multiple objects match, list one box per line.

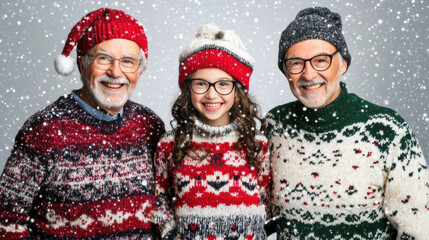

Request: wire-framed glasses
left=284, top=50, right=339, bottom=74
left=88, top=53, right=141, bottom=73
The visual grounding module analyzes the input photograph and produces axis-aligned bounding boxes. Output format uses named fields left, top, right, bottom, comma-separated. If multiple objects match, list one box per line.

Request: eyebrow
left=189, top=77, right=234, bottom=81
left=93, top=50, right=138, bottom=59
left=286, top=51, right=332, bottom=59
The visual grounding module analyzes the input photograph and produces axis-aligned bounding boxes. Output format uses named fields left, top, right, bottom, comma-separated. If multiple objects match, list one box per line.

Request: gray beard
left=85, top=75, right=132, bottom=111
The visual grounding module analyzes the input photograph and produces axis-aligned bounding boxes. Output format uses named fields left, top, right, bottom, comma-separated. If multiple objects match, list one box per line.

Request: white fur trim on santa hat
left=54, top=54, right=75, bottom=76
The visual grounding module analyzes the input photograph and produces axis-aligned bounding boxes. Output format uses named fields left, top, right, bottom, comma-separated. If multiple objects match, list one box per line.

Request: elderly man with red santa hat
left=0, top=8, right=165, bottom=239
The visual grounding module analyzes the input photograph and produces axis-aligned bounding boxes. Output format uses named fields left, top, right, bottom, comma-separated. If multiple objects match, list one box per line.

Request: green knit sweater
left=265, top=82, right=429, bottom=240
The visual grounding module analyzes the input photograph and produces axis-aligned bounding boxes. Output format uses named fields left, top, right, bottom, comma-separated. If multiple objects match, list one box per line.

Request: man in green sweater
left=265, top=6, right=429, bottom=239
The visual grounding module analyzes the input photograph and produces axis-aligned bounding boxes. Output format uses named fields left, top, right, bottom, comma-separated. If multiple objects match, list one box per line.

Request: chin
left=95, top=88, right=133, bottom=110
left=95, top=94, right=128, bottom=111
left=299, top=97, right=328, bottom=109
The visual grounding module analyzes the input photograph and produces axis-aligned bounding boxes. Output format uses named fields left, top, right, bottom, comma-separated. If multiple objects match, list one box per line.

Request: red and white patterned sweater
left=0, top=94, right=165, bottom=239
left=154, top=118, right=271, bottom=240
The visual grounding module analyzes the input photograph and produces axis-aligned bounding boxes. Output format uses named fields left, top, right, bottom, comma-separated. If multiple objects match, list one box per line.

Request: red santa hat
left=54, top=8, right=148, bottom=76
left=178, top=24, right=255, bottom=90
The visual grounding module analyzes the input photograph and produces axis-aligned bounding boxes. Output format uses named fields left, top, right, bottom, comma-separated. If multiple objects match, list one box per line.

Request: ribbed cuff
left=160, top=220, right=178, bottom=240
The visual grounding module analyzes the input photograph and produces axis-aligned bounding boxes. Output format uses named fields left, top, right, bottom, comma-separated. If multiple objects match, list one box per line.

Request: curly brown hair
left=170, top=79, right=265, bottom=167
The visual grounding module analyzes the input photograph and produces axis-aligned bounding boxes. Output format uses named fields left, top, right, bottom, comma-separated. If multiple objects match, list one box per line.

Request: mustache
left=96, top=75, right=130, bottom=85
left=297, top=77, right=326, bottom=87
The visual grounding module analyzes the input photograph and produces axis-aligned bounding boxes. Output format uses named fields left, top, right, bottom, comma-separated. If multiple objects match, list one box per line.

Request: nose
left=301, top=61, right=317, bottom=80
left=106, top=59, right=124, bottom=78
left=204, top=85, right=218, bottom=99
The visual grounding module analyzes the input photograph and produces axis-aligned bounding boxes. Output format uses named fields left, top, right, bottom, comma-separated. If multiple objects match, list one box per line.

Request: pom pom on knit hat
left=54, top=8, right=148, bottom=76
left=178, top=23, right=254, bottom=90
left=278, top=6, right=351, bottom=73
left=54, top=53, right=75, bottom=76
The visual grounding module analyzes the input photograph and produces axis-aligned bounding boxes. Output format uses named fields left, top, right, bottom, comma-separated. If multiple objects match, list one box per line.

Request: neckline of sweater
left=291, top=82, right=359, bottom=130
left=193, top=117, right=238, bottom=138
left=58, top=94, right=133, bottom=132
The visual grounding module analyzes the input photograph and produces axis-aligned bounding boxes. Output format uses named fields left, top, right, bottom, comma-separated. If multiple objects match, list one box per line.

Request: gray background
left=3, top=0, right=427, bottom=165
left=0, top=2, right=427, bottom=238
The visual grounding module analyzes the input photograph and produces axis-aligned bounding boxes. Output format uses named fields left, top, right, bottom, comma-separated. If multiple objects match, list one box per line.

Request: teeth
left=205, top=103, right=222, bottom=108
left=104, top=83, right=122, bottom=88
left=305, top=84, right=322, bottom=89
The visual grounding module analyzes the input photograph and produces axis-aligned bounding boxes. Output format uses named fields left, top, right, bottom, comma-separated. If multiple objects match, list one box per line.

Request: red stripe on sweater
left=31, top=195, right=154, bottom=238
left=22, top=115, right=157, bottom=154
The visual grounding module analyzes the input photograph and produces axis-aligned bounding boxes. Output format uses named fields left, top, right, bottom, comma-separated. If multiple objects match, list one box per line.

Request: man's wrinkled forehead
left=285, top=39, right=337, bottom=59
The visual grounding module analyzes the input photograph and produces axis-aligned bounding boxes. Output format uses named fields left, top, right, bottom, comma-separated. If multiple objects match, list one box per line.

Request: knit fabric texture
left=153, top=118, right=271, bottom=240
left=0, top=94, right=165, bottom=239
left=278, top=6, right=351, bottom=72
left=64, top=8, right=148, bottom=60
left=179, top=47, right=253, bottom=90
left=54, top=8, right=148, bottom=76
left=265, top=82, right=429, bottom=239
left=178, top=24, right=254, bottom=90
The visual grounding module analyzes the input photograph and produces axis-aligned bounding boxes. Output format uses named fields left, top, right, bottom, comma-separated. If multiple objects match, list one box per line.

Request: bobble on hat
left=195, top=24, right=221, bottom=39
left=278, top=6, right=351, bottom=73
left=178, top=24, right=254, bottom=90
left=297, top=7, right=343, bottom=30
left=54, top=8, right=148, bottom=76
left=54, top=54, right=75, bottom=76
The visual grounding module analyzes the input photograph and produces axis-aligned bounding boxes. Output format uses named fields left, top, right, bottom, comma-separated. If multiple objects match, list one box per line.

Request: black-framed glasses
left=87, top=53, right=142, bottom=73
left=284, top=50, right=339, bottom=74
left=189, top=78, right=236, bottom=95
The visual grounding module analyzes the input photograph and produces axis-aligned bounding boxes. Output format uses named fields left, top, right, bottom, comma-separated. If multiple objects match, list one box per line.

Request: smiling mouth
left=302, top=83, right=323, bottom=90
left=203, top=103, right=223, bottom=109
left=102, top=82, right=125, bottom=89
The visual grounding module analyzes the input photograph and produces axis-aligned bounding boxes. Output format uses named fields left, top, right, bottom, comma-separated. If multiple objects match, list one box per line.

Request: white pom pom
left=54, top=54, right=74, bottom=76
left=195, top=23, right=220, bottom=39
left=222, top=30, right=246, bottom=50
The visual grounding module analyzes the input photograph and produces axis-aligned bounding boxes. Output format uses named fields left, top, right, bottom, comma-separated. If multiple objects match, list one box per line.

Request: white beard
left=86, top=75, right=133, bottom=111
left=293, top=76, right=340, bottom=109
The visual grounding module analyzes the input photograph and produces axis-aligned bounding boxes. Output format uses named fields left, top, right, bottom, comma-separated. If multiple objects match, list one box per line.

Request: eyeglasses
left=284, top=50, right=339, bottom=74
left=88, top=53, right=141, bottom=73
left=189, top=79, right=236, bottom=95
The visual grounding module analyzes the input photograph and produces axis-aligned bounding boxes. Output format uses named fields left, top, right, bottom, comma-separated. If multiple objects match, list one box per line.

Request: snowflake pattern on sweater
left=0, top=94, right=165, bottom=239
left=154, top=118, right=271, bottom=240
left=265, top=82, right=429, bottom=240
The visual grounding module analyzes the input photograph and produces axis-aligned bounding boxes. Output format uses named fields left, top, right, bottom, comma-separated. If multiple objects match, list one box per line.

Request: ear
left=77, top=57, right=90, bottom=84
left=340, top=57, right=348, bottom=76
left=77, top=57, right=85, bottom=75
left=137, top=68, right=144, bottom=78
left=281, top=64, right=290, bottom=78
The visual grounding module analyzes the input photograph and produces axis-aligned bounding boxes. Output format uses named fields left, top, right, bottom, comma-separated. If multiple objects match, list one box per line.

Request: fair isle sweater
left=0, top=94, right=165, bottom=239
left=154, top=118, right=271, bottom=240
left=265, top=82, right=429, bottom=240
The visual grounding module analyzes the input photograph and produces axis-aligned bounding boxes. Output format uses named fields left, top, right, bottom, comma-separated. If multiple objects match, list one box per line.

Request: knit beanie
left=54, top=8, right=148, bottom=76
left=278, top=6, right=351, bottom=72
left=178, top=24, right=254, bottom=90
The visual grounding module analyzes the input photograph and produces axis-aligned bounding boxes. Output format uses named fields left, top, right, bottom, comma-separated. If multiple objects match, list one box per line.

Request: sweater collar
left=71, top=90, right=123, bottom=121
left=193, top=117, right=237, bottom=138
left=293, top=82, right=355, bottom=129
left=60, top=93, right=133, bottom=133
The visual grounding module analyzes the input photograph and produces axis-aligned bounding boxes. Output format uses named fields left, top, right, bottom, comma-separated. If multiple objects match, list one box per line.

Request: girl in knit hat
left=153, top=24, right=271, bottom=240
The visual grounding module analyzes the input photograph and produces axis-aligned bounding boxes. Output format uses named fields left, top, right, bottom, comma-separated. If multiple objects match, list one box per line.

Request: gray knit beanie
left=278, top=7, right=351, bottom=72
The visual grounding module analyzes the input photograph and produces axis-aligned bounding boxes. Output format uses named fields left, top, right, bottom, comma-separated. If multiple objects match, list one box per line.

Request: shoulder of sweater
left=264, top=95, right=406, bottom=123
left=19, top=95, right=73, bottom=130
left=348, top=93, right=407, bottom=126
left=265, top=101, right=297, bottom=119
left=125, top=100, right=163, bottom=122
left=19, top=97, right=166, bottom=135
left=255, top=131, right=268, bottom=142
left=159, top=130, right=175, bottom=143
left=124, top=101, right=165, bottom=135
